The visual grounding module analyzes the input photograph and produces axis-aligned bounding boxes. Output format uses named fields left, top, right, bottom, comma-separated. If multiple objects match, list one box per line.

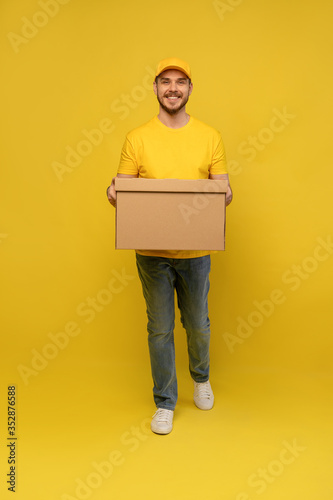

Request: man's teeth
left=167, top=96, right=179, bottom=99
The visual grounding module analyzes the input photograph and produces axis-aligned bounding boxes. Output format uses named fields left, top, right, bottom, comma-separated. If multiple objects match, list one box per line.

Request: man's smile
left=164, top=94, right=182, bottom=104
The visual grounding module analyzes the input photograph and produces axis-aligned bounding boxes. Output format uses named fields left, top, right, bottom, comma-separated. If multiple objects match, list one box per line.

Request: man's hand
left=106, top=174, right=138, bottom=207
left=209, top=173, right=233, bottom=206
left=226, top=184, right=233, bottom=206
left=107, top=177, right=117, bottom=207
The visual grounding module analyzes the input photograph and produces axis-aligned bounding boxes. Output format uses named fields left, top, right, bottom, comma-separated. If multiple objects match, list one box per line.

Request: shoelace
left=195, top=382, right=212, bottom=399
left=153, top=408, right=173, bottom=424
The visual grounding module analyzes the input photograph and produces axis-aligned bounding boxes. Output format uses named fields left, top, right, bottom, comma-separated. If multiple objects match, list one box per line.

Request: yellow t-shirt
left=117, top=115, right=228, bottom=259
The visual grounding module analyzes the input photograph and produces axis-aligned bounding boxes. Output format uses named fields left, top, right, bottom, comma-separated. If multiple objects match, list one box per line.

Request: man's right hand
left=107, top=174, right=138, bottom=207
left=107, top=177, right=117, bottom=207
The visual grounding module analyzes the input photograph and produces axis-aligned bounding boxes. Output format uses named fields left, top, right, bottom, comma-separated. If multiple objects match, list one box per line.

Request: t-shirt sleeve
left=117, top=136, right=139, bottom=175
left=209, top=135, right=228, bottom=175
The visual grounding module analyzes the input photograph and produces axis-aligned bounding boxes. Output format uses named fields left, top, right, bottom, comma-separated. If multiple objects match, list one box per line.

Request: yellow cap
left=155, top=57, right=192, bottom=80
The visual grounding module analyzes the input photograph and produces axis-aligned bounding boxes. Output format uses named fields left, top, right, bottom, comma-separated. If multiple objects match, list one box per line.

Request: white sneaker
left=193, top=380, right=214, bottom=410
left=151, top=408, right=174, bottom=435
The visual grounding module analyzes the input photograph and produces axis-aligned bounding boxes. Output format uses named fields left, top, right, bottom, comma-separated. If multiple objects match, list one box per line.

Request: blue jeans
left=136, top=253, right=211, bottom=411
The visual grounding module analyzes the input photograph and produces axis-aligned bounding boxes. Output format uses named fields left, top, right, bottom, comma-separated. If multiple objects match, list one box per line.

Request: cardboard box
left=115, top=178, right=228, bottom=251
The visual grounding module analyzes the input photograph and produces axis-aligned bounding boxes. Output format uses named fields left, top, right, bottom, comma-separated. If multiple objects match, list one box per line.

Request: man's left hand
left=226, top=185, right=233, bottom=206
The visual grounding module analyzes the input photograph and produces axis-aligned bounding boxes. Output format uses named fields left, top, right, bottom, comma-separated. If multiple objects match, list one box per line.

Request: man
left=107, top=57, right=233, bottom=435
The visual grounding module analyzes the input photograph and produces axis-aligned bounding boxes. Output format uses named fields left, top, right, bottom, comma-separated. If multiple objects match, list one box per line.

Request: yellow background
left=1, top=0, right=332, bottom=499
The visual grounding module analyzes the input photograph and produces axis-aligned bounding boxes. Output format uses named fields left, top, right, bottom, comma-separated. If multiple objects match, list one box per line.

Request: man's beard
left=157, top=92, right=190, bottom=115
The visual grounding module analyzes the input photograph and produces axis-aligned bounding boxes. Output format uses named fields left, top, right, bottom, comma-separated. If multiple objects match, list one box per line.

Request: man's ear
left=189, top=82, right=193, bottom=96
left=153, top=81, right=157, bottom=96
